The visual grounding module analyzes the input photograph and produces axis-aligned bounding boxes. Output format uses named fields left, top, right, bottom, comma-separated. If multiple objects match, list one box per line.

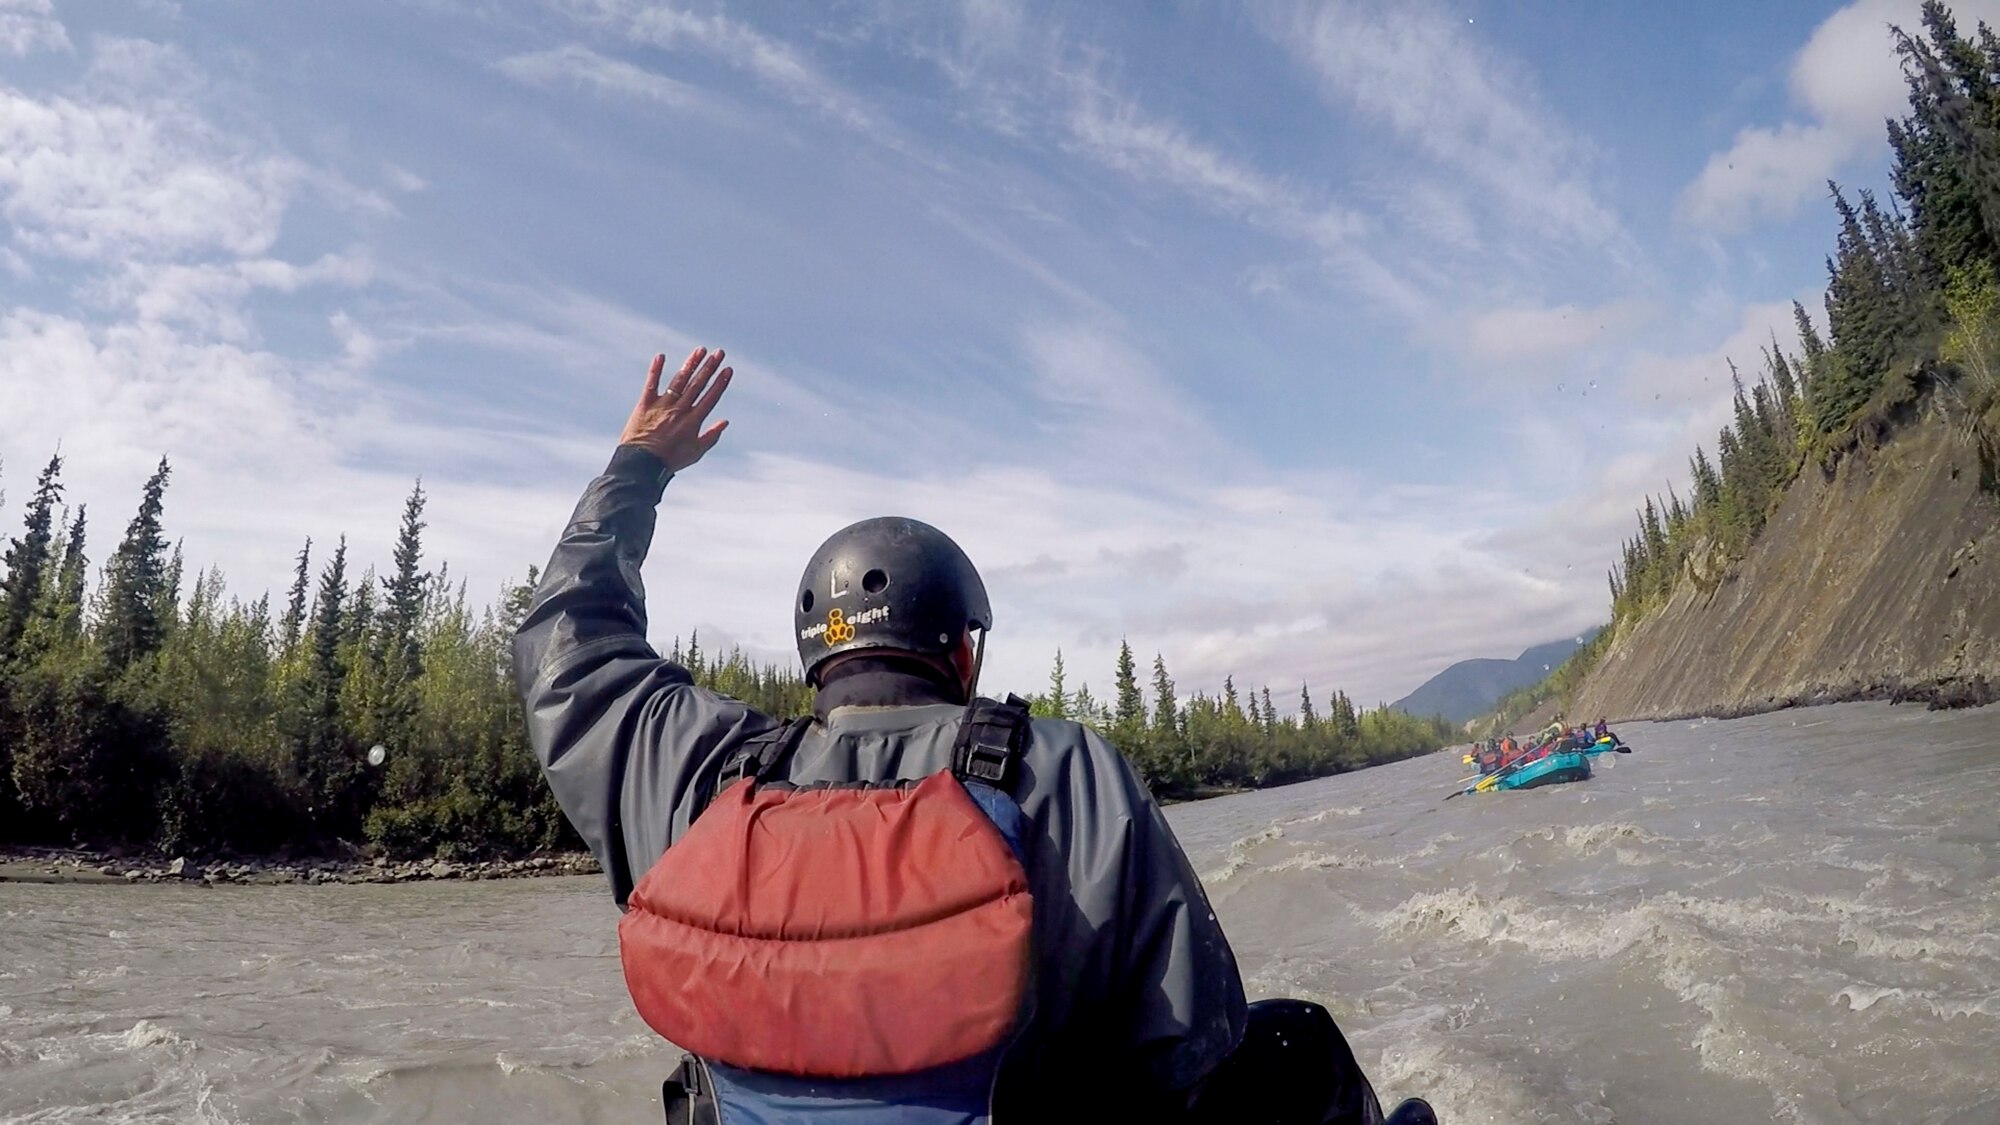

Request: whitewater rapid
left=3, top=700, right=1996, bottom=1123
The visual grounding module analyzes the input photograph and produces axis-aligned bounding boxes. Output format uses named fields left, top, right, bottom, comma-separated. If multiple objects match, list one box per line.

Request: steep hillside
left=1396, top=633, right=1597, bottom=723
left=1574, top=399, right=2000, bottom=721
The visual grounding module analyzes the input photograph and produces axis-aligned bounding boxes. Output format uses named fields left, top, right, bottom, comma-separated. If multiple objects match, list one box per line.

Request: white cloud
left=0, top=0, right=68, bottom=57
left=1270, top=0, right=1628, bottom=256
left=1622, top=299, right=1804, bottom=409
left=1016, top=319, right=1232, bottom=477
left=1680, top=0, right=2000, bottom=231
left=1064, top=87, right=1363, bottom=254
left=385, top=165, right=428, bottom=193
left=495, top=43, right=718, bottom=112
left=1474, top=298, right=1813, bottom=592
left=1680, top=122, right=1860, bottom=233
left=86, top=252, right=373, bottom=340
left=0, top=80, right=300, bottom=262
left=1464, top=300, right=1653, bottom=363
left=560, top=0, right=876, bottom=131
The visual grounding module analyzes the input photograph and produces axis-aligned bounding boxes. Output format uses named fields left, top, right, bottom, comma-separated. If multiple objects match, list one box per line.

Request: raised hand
left=620, top=346, right=733, bottom=474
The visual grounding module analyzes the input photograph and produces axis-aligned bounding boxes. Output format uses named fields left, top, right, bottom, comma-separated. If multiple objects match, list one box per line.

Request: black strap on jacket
left=694, top=717, right=811, bottom=821
left=952, top=693, right=1032, bottom=791
left=691, top=693, right=1033, bottom=822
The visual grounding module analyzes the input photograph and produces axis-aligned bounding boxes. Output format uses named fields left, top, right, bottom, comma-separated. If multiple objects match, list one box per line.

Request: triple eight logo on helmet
left=800, top=605, right=891, bottom=646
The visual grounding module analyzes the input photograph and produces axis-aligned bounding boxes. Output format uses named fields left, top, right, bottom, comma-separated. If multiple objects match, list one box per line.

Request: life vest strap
left=698, top=696, right=1031, bottom=822
left=699, top=717, right=813, bottom=819
left=951, top=694, right=1031, bottom=791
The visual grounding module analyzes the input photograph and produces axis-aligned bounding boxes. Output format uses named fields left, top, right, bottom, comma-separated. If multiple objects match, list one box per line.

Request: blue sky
left=2, top=0, right=1986, bottom=708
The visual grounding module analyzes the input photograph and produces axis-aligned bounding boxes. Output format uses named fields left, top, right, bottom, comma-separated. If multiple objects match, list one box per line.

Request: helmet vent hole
left=800, top=590, right=815, bottom=614
left=862, top=568, right=888, bottom=595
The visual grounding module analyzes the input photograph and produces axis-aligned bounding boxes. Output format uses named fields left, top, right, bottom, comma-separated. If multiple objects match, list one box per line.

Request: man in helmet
left=514, top=347, right=1430, bottom=1124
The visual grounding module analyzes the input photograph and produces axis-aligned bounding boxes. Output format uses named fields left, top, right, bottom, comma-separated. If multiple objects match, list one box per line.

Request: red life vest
left=617, top=699, right=1036, bottom=1090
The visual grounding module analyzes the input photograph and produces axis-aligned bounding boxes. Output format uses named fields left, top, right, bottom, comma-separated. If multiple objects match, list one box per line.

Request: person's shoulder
left=1021, top=714, right=1115, bottom=756
left=1018, top=716, right=1152, bottom=798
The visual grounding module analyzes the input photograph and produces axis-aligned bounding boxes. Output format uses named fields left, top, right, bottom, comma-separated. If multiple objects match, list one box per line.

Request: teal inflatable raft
left=1450, top=749, right=1594, bottom=798
left=1485, top=749, right=1591, bottom=790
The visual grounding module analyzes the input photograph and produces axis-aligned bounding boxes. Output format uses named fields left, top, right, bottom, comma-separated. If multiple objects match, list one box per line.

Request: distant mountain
left=1393, top=630, right=1602, bottom=724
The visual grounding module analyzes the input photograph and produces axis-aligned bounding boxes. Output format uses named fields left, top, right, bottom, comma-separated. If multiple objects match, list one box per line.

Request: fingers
left=697, top=419, right=729, bottom=452
left=681, top=348, right=725, bottom=407
left=642, top=353, right=667, bottom=402
left=661, top=347, right=703, bottom=403
left=688, top=365, right=732, bottom=419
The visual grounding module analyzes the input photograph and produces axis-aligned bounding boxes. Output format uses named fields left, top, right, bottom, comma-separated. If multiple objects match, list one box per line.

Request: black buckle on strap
left=961, top=740, right=1011, bottom=784
left=661, top=1055, right=717, bottom=1125
left=952, top=693, right=1031, bottom=791
left=696, top=718, right=812, bottom=821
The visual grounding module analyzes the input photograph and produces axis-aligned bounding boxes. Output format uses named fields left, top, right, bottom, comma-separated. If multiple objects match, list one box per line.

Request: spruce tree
left=1046, top=649, right=1069, bottom=719
left=1893, top=5, right=2000, bottom=270
left=1794, top=301, right=1833, bottom=416
left=153, top=539, right=185, bottom=639
left=1149, top=654, right=1177, bottom=734
left=1113, top=639, right=1143, bottom=730
left=1764, top=340, right=1807, bottom=458
left=99, top=457, right=172, bottom=670
left=1823, top=183, right=1896, bottom=429
left=39, top=505, right=88, bottom=639
left=280, top=538, right=312, bottom=654
left=0, top=453, right=62, bottom=660
left=1298, top=683, right=1318, bottom=730
left=380, top=482, right=428, bottom=684
left=1691, top=447, right=1723, bottom=511
left=1223, top=675, right=1245, bottom=726
left=1640, top=497, right=1669, bottom=594
left=293, top=537, right=353, bottom=836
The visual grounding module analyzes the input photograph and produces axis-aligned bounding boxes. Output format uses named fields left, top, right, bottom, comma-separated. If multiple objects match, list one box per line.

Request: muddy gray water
left=3, top=701, right=1996, bottom=1124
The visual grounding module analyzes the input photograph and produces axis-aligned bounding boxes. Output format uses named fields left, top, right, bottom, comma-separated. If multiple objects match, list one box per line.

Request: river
left=3, top=701, right=1996, bottom=1124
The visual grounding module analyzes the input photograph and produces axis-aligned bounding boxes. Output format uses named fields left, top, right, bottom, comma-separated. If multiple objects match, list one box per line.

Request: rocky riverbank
left=0, top=845, right=602, bottom=887
left=1572, top=400, right=2000, bottom=724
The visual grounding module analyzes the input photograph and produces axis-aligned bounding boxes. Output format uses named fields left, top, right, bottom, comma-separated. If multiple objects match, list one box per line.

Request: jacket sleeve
left=512, top=445, right=777, bottom=906
left=1109, top=745, right=1249, bottom=1104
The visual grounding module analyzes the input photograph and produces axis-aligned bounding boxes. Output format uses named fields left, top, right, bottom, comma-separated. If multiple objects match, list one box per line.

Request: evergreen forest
left=0, top=459, right=1450, bottom=861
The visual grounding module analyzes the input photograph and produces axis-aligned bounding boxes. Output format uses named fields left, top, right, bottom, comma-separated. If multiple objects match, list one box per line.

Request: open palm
left=621, top=346, right=734, bottom=474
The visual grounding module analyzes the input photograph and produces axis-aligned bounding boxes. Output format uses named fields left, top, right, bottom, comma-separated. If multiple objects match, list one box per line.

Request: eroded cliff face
left=1574, top=402, right=2000, bottom=722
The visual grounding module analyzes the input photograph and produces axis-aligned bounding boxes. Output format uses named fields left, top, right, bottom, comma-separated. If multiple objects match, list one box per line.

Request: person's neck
left=813, top=655, right=964, bottom=722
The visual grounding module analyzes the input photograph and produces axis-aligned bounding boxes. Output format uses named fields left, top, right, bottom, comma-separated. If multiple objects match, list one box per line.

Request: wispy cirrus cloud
left=1264, top=0, right=1631, bottom=260
left=1063, top=85, right=1365, bottom=255
left=556, top=0, right=877, bottom=132
left=494, top=43, right=723, bottom=114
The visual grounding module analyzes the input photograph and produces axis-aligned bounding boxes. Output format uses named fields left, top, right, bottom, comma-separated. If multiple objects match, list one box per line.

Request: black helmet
left=794, top=516, right=991, bottom=685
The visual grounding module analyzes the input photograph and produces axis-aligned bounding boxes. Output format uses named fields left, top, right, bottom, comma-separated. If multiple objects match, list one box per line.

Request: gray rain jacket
left=513, top=446, right=1249, bottom=1119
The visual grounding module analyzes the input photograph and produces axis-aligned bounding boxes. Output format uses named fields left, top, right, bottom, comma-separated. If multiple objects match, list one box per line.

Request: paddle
left=1444, top=762, right=1513, bottom=800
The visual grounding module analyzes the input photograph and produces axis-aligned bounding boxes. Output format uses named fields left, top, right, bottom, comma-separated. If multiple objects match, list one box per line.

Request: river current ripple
left=3, top=701, right=1996, bottom=1123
